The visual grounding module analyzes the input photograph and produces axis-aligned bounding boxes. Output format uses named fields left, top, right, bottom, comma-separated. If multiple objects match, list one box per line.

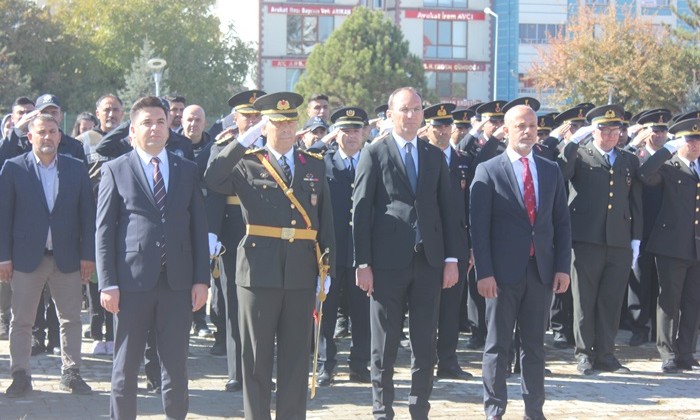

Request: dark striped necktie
left=280, top=155, right=292, bottom=184
left=151, top=157, right=167, bottom=267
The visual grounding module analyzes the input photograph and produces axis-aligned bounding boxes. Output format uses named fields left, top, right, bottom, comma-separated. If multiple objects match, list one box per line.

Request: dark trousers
left=210, top=275, right=226, bottom=344
left=33, top=286, right=59, bottom=347
left=110, top=274, right=192, bottom=420
left=238, top=286, right=315, bottom=420
left=571, top=242, right=631, bottom=361
left=220, top=250, right=242, bottom=383
left=627, top=250, right=658, bottom=335
left=482, top=259, right=551, bottom=420
left=436, top=261, right=467, bottom=370
left=549, top=287, right=573, bottom=339
left=467, top=268, right=487, bottom=341
left=655, top=255, right=700, bottom=362
left=370, top=249, right=442, bottom=420
left=318, top=266, right=370, bottom=373
left=88, top=281, right=113, bottom=342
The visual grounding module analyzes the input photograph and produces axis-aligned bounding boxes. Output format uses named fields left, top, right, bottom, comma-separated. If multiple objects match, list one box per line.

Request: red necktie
left=520, top=157, right=536, bottom=256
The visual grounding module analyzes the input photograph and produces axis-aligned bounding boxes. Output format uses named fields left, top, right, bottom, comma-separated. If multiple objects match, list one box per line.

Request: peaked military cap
left=622, top=111, right=632, bottom=127
left=632, top=108, right=670, bottom=125
left=331, top=106, right=367, bottom=128
left=502, top=96, right=541, bottom=114
left=452, top=108, right=475, bottom=128
left=536, top=114, right=555, bottom=132
left=228, top=90, right=266, bottom=113
left=374, top=104, right=389, bottom=119
left=586, top=104, right=624, bottom=127
left=671, top=110, right=700, bottom=125
left=467, top=102, right=482, bottom=120
left=553, top=106, right=587, bottom=127
left=423, top=103, right=456, bottom=126
left=476, top=100, right=507, bottom=120
left=669, top=118, right=700, bottom=138
left=575, top=102, right=596, bottom=114
left=637, top=109, right=672, bottom=128
left=253, top=92, right=303, bottom=122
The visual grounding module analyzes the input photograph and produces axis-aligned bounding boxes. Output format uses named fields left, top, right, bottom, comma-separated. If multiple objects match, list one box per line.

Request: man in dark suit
left=204, top=92, right=335, bottom=420
left=0, top=113, right=95, bottom=397
left=316, top=106, right=371, bottom=387
left=638, top=118, right=700, bottom=373
left=558, top=105, right=643, bottom=375
left=353, top=87, right=459, bottom=420
left=97, top=96, right=209, bottom=420
left=421, top=103, right=474, bottom=381
left=471, top=105, right=571, bottom=420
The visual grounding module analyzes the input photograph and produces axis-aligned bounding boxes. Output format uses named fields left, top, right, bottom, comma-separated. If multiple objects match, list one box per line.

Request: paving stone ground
left=0, top=310, right=698, bottom=419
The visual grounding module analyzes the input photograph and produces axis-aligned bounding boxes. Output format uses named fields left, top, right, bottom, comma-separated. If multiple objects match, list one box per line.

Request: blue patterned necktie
left=404, top=143, right=417, bottom=193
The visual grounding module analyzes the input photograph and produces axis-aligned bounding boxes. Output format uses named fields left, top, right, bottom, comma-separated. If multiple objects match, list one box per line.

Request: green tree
left=46, top=0, right=255, bottom=116
left=118, top=39, right=170, bottom=109
left=670, top=1, right=700, bottom=111
left=527, top=5, right=691, bottom=113
left=0, top=46, right=32, bottom=111
left=294, top=7, right=426, bottom=114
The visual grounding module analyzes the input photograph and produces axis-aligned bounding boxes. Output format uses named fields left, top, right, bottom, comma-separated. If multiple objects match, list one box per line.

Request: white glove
left=631, top=239, right=641, bottom=268
left=208, top=233, right=221, bottom=256
left=237, top=116, right=269, bottom=148
left=663, top=138, right=687, bottom=154
left=569, top=125, right=596, bottom=145
left=316, top=275, right=331, bottom=295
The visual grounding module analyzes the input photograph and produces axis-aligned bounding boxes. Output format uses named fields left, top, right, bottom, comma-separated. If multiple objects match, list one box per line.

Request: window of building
left=641, top=0, right=670, bottom=9
left=426, top=71, right=468, bottom=98
left=287, top=15, right=334, bottom=55
left=424, top=20, right=467, bottom=59
left=423, top=0, right=468, bottom=8
left=519, top=24, right=564, bottom=44
left=286, top=69, right=305, bottom=91
left=584, top=0, right=609, bottom=5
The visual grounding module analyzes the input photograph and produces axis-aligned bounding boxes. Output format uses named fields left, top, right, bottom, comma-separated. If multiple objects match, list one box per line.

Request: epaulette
left=245, top=147, right=265, bottom=155
left=215, top=135, right=234, bottom=146
left=300, top=149, right=323, bottom=160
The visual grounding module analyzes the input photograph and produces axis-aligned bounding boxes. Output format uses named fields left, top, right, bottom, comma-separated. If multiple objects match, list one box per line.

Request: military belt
left=246, top=224, right=317, bottom=241
left=226, top=195, right=241, bottom=205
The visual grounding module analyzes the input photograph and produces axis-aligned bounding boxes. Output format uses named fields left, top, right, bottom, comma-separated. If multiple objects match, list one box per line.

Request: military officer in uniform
left=449, top=108, right=474, bottom=149
left=316, top=106, right=372, bottom=387
left=421, top=103, right=474, bottom=381
left=205, top=90, right=265, bottom=392
left=559, top=105, right=643, bottom=375
left=204, top=92, right=335, bottom=420
left=638, top=118, right=700, bottom=373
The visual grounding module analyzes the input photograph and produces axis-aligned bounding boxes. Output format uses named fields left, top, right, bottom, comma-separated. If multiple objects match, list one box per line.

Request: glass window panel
left=438, top=0, right=451, bottom=7
left=424, top=20, right=437, bottom=45
left=437, top=73, right=451, bottom=97
left=451, top=72, right=467, bottom=98
left=453, top=0, right=467, bottom=7
left=286, top=69, right=304, bottom=91
left=319, top=16, right=334, bottom=42
left=437, top=45, right=451, bottom=58
left=452, top=22, right=467, bottom=47
left=438, top=21, right=451, bottom=45
left=425, top=46, right=437, bottom=58
left=424, top=0, right=437, bottom=6
left=453, top=46, right=466, bottom=59
left=425, top=72, right=436, bottom=90
left=287, top=16, right=302, bottom=55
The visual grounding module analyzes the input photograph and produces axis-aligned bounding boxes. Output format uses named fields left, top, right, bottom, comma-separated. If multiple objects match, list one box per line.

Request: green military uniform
left=204, top=92, right=336, bottom=419
left=558, top=105, right=643, bottom=373
left=639, top=118, right=700, bottom=372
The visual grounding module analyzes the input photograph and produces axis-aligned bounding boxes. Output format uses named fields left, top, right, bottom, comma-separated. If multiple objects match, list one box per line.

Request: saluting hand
left=553, top=272, right=570, bottom=294
left=477, top=276, right=498, bottom=299
left=356, top=266, right=374, bottom=297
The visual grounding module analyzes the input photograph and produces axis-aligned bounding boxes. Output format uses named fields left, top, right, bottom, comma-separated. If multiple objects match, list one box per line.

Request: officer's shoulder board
left=245, top=147, right=265, bottom=155
left=215, top=136, right=234, bottom=146
left=300, top=149, right=323, bottom=160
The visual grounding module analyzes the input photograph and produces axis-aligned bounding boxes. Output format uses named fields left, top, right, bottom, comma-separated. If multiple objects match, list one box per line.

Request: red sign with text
left=267, top=3, right=353, bottom=16
left=271, top=59, right=307, bottom=69
left=405, top=9, right=485, bottom=21
left=423, top=61, right=487, bottom=72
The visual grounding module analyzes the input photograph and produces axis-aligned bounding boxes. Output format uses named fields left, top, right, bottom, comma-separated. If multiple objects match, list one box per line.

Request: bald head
left=503, top=105, right=538, bottom=157
left=182, top=105, right=206, bottom=143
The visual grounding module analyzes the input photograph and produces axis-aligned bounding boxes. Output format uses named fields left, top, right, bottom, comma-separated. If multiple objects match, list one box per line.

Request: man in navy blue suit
left=0, top=114, right=96, bottom=397
left=470, top=105, right=571, bottom=420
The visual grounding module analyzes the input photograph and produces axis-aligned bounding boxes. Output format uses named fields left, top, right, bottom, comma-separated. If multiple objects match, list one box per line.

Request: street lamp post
left=484, top=7, right=499, bottom=101
left=147, top=58, right=167, bottom=97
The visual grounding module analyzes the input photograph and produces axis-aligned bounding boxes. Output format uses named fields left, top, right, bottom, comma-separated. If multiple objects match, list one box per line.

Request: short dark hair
left=164, top=94, right=186, bottom=105
left=12, top=96, right=34, bottom=108
left=308, top=93, right=329, bottom=103
left=130, top=96, right=168, bottom=121
left=95, top=94, right=123, bottom=109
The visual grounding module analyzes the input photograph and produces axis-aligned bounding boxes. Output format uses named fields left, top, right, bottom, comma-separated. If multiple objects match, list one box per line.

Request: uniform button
left=350, top=209, right=354, bottom=213
left=349, top=221, right=353, bottom=226
left=608, top=204, right=612, bottom=210
left=262, top=185, right=267, bottom=189
left=697, top=195, right=699, bottom=200
left=697, top=182, right=700, bottom=188
left=291, top=220, right=297, bottom=226
left=161, top=218, right=166, bottom=223
left=696, top=221, right=699, bottom=225
left=696, top=208, right=699, bottom=213
left=156, top=241, right=161, bottom=247
left=609, top=170, right=614, bottom=175
left=609, top=192, right=613, bottom=197
left=252, top=243, right=256, bottom=247
left=351, top=183, right=355, bottom=188
left=289, top=238, right=294, bottom=243
left=291, top=204, right=296, bottom=209
left=610, top=181, right=614, bottom=186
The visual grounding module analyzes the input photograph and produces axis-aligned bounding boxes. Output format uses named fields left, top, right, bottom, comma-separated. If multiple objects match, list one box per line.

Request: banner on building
left=405, top=9, right=485, bottom=21
left=423, top=61, right=487, bottom=72
left=267, top=3, right=353, bottom=16
left=271, top=59, right=307, bottom=69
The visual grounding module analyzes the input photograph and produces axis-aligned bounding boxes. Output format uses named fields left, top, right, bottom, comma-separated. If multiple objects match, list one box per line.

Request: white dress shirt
left=506, top=147, right=539, bottom=209
left=592, top=144, right=617, bottom=166
left=267, top=147, right=295, bottom=180
left=135, top=147, right=170, bottom=193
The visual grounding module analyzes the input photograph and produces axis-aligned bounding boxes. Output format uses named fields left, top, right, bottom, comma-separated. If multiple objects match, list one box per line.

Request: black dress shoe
left=576, top=356, right=593, bottom=375
left=316, top=370, right=333, bottom=387
left=465, top=336, right=485, bottom=350
left=59, top=368, right=92, bottom=395
left=594, top=357, right=630, bottom=374
left=675, top=358, right=700, bottom=371
left=210, top=341, right=226, bottom=356
left=225, top=379, right=242, bottom=392
left=436, top=367, right=473, bottom=381
left=662, top=359, right=681, bottom=373
left=146, top=378, right=161, bottom=394
left=348, top=368, right=371, bottom=383
left=5, top=370, right=32, bottom=398
left=628, top=330, right=648, bottom=347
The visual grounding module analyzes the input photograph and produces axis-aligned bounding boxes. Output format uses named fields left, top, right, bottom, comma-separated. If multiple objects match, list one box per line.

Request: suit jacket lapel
left=128, top=151, right=158, bottom=210
left=386, top=134, right=414, bottom=195
left=500, top=152, right=527, bottom=214
left=587, top=143, right=610, bottom=168
left=24, top=153, right=50, bottom=214
left=416, top=140, right=432, bottom=195
left=52, top=157, right=69, bottom=215
left=165, top=152, right=179, bottom=208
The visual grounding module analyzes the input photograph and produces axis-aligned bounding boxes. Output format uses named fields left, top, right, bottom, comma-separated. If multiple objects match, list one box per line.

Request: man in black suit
left=353, top=87, right=460, bottom=420
left=0, top=113, right=95, bottom=397
left=471, top=105, right=571, bottom=420
left=638, top=118, right=700, bottom=373
left=421, top=103, right=474, bottom=381
left=97, top=96, right=209, bottom=420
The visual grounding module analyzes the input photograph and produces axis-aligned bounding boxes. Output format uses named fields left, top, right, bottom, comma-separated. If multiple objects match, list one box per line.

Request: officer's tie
left=280, top=155, right=293, bottom=184
left=604, top=152, right=611, bottom=167
left=521, top=157, right=536, bottom=257
left=348, top=156, right=355, bottom=177
left=691, top=161, right=699, bottom=180
left=404, top=143, right=417, bottom=193
left=151, top=157, right=167, bottom=267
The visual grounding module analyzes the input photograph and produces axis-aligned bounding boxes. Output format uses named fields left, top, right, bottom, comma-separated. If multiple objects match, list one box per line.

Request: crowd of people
left=0, top=87, right=698, bottom=420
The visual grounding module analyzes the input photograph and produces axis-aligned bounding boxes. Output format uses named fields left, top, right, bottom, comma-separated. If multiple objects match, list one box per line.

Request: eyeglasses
left=599, top=128, right=621, bottom=136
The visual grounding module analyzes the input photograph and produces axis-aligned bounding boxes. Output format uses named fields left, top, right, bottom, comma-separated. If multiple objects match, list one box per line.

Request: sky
left=214, top=1, right=259, bottom=45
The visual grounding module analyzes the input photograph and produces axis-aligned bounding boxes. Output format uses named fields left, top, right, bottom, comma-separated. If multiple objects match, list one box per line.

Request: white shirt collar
left=393, top=132, right=417, bottom=150
left=135, top=146, right=168, bottom=167
left=677, top=154, right=696, bottom=169
left=338, top=148, right=360, bottom=162
left=267, top=146, right=295, bottom=164
left=33, top=152, right=57, bottom=169
left=592, top=143, right=615, bottom=160
left=505, top=146, right=534, bottom=164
